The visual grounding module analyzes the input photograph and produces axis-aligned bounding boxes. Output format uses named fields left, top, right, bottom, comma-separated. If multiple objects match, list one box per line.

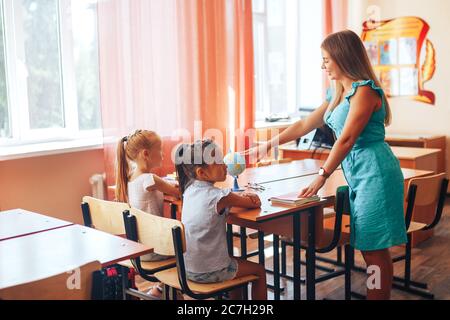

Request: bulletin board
left=361, top=17, right=436, bottom=105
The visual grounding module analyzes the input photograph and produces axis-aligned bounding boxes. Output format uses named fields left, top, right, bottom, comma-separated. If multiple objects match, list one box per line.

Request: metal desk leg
left=240, top=227, right=247, bottom=258
left=306, top=207, right=316, bottom=300
left=258, top=231, right=265, bottom=264
left=273, top=234, right=280, bottom=300
left=293, top=213, right=301, bottom=300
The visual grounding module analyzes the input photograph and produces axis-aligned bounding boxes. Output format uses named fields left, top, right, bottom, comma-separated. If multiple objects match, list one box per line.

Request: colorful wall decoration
left=361, top=17, right=436, bottom=105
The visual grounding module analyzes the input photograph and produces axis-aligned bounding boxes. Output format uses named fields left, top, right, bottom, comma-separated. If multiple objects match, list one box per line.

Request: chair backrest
left=0, top=261, right=101, bottom=300
left=407, top=173, right=447, bottom=206
left=170, top=223, right=211, bottom=299
left=81, top=196, right=130, bottom=235
left=405, top=173, right=448, bottom=230
left=127, top=207, right=184, bottom=256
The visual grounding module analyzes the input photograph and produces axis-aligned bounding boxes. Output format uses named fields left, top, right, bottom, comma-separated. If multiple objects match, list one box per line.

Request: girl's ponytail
left=175, top=144, right=191, bottom=196
left=115, top=136, right=129, bottom=203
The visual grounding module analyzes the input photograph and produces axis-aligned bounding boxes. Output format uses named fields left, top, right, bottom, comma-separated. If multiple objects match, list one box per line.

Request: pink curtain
left=323, top=0, right=348, bottom=35
left=97, top=0, right=255, bottom=198
left=322, top=0, right=349, bottom=92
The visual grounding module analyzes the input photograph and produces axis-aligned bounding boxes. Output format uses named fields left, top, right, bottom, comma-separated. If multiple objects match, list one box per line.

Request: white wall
left=348, top=0, right=450, bottom=190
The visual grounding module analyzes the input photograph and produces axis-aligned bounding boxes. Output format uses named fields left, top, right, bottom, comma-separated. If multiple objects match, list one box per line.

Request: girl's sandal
left=146, top=284, right=163, bottom=300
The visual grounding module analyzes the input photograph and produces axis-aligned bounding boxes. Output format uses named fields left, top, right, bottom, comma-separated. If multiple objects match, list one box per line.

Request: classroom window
left=252, top=0, right=324, bottom=122
left=0, top=0, right=101, bottom=146
left=21, top=0, right=64, bottom=130
left=0, top=1, right=9, bottom=138
left=71, top=0, right=100, bottom=131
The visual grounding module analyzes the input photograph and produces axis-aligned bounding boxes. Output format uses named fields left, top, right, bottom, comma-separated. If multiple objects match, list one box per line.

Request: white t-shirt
left=181, top=180, right=232, bottom=273
left=128, top=173, right=164, bottom=216
left=128, top=173, right=168, bottom=262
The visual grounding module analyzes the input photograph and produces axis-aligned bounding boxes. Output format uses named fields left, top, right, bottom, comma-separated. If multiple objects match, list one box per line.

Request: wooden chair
left=122, top=207, right=178, bottom=298
left=0, top=261, right=101, bottom=300
left=302, top=207, right=348, bottom=268
left=342, top=173, right=448, bottom=300
left=280, top=206, right=341, bottom=271
left=81, top=196, right=129, bottom=236
left=81, top=196, right=134, bottom=269
left=279, top=186, right=353, bottom=299
left=153, top=223, right=259, bottom=300
left=81, top=196, right=146, bottom=299
left=391, top=173, right=448, bottom=299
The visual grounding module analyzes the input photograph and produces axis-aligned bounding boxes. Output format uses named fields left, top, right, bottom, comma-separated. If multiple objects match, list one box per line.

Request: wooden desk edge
left=101, top=248, right=154, bottom=267
left=230, top=197, right=335, bottom=222
left=0, top=224, right=74, bottom=242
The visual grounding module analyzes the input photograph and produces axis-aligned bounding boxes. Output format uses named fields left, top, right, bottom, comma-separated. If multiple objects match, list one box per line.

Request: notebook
left=269, top=192, right=321, bottom=207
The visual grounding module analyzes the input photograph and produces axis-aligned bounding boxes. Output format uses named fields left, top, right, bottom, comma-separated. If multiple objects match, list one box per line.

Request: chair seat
left=323, top=214, right=350, bottom=230
left=314, top=228, right=350, bottom=249
left=155, top=268, right=258, bottom=295
left=323, top=207, right=336, bottom=219
left=280, top=226, right=350, bottom=250
left=407, top=221, right=427, bottom=233
left=118, top=258, right=176, bottom=271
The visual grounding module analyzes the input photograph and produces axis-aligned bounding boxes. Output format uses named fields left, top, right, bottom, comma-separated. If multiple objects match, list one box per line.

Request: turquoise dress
left=324, top=80, right=407, bottom=251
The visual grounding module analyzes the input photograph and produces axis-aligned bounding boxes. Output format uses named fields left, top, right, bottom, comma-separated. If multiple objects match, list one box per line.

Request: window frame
left=0, top=0, right=102, bottom=149
left=252, top=4, right=271, bottom=121
left=252, top=0, right=323, bottom=123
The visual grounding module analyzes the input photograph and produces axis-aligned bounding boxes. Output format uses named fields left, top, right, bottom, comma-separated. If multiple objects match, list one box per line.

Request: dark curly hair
left=174, top=139, right=220, bottom=195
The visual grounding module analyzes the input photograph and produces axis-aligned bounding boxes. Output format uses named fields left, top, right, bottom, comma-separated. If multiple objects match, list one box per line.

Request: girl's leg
left=361, top=248, right=393, bottom=300
left=230, top=258, right=267, bottom=300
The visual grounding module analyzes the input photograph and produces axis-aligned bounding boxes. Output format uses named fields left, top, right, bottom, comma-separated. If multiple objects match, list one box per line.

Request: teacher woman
left=246, top=30, right=407, bottom=300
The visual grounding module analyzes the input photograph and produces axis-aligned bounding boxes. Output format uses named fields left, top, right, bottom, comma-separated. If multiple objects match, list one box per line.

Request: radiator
left=89, top=173, right=107, bottom=200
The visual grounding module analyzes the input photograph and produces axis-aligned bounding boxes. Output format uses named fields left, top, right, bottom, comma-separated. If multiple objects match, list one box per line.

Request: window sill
left=0, top=137, right=104, bottom=161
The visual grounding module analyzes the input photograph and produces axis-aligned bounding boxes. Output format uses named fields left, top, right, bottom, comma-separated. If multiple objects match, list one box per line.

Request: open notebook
left=269, top=192, right=320, bottom=207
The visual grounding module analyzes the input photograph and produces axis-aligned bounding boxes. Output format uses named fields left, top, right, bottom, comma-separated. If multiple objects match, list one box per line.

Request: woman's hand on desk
left=298, top=175, right=327, bottom=198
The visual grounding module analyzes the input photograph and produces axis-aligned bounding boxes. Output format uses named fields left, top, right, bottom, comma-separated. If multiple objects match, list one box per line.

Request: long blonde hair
left=115, top=129, right=162, bottom=203
left=321, top=30, right=391, bottom=126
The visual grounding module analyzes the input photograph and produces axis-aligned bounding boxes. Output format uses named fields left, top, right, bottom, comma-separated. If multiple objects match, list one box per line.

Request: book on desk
left=269, top=192, right=321, bottom=207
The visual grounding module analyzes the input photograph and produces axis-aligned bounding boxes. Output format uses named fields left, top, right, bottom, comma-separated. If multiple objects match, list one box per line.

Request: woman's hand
left=298, top=175, right=327, bottom=198
left=241, top=142, right=272, bottom=164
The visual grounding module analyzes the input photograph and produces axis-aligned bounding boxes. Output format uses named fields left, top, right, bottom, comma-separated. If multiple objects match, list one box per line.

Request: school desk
left=0, top=209, right=73, bottom=241
left=279, top=143, right=441, bottom=173
left=0, top=224, right=153, bottom=291
left=220, top=158, right=325, bottom=188
left=256, top=124, right=445, bottom=173
left=226, top=167, right=432, bottom=300
left=277, top=144, right=439, bottom=245
left=164, top=160, right=331, bottom=300
left=165, top=159, right=432, bottom=300
left=161, top=159, right=327, bottom=220
left=385, top=134, right=446, bottom=174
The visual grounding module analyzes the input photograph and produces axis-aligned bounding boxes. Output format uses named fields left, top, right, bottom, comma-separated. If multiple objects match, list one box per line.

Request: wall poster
left=361, top=17, right=436, bottom=105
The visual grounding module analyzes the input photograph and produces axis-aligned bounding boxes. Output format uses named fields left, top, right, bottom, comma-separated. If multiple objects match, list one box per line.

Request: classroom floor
left=136, top=197, right=450, bottom=300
